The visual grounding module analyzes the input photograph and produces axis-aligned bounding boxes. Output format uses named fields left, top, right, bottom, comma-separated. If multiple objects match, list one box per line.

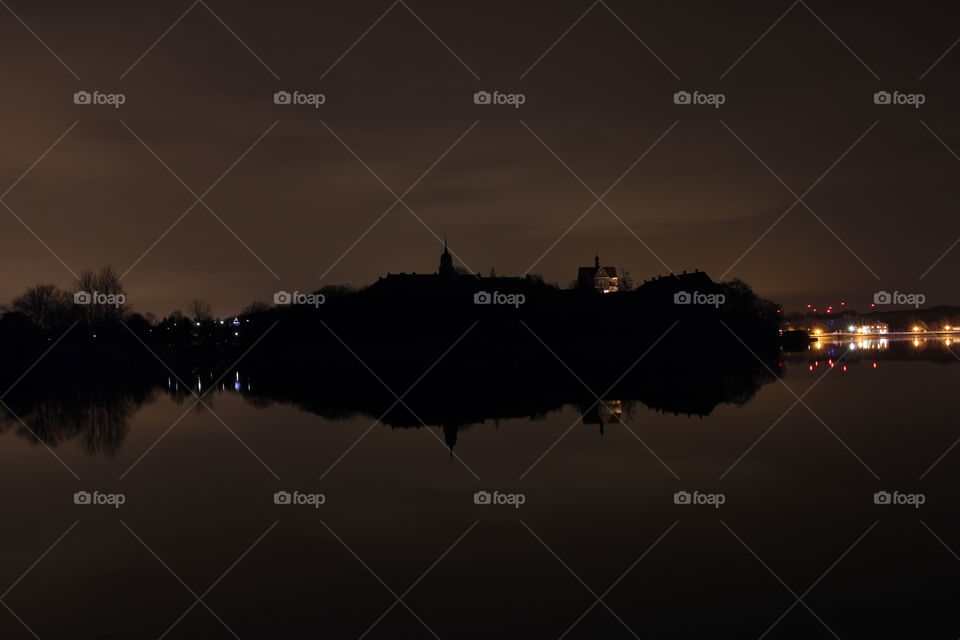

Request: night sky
left=2, top=0, right=959, bottom=315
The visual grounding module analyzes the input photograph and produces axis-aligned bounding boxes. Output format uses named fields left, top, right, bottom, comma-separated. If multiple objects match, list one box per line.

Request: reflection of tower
left=443, top=423, right=458, bottom=458
left=439, top=238, right=455, bottom=278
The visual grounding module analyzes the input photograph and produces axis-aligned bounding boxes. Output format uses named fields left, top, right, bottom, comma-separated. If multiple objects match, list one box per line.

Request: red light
left=806, top=304, right=812, bottom=308
left=842, top=365, right=848, bottom=372
left=841, top=302, right=846, bottom=306
left=872, top=362, right=878, bottom=369
left=808, top=365, right=814, bottom=372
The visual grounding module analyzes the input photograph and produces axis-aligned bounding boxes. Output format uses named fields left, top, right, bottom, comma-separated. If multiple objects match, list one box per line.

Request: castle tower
left=439, top=237, right=455, bottom=278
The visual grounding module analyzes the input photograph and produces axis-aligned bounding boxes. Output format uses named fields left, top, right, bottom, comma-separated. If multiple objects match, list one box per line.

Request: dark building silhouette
left=367, top=241, right=531, bottom=297
left=439, top=238, right=455, bottom=278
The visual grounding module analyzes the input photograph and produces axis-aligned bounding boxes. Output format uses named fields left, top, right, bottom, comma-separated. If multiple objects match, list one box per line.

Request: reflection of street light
left=912, top=326, right=921, bottom=333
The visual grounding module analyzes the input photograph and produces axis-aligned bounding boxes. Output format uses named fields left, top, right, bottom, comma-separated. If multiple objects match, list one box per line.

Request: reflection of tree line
left=0, top=379, right=157, bottom=457
left=0, top=349, right=781, bottom=456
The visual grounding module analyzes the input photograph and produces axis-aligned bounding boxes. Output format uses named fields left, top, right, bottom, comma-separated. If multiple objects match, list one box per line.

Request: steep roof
left=578, top=266, right=617, bottom=279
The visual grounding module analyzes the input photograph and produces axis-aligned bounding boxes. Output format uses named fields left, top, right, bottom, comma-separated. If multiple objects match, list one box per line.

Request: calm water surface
left=1, top=337, right=959, bottom=638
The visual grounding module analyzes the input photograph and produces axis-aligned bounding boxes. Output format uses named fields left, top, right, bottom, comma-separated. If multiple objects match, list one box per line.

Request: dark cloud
left=2, top=0, right=960, bottom=314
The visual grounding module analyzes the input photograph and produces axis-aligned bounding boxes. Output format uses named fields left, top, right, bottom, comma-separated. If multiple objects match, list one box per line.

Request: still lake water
left=2, top=337, right=959, bottom=638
